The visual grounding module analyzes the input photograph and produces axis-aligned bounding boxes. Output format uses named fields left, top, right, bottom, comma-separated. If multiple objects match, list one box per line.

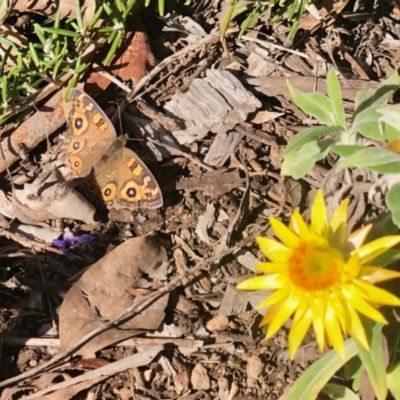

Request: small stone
left=246, top=355, right=263, bottom=380
left=191, top=363, right=210, bottom=390
left=142, top=369, right=153, bottom=382
left=206, top=315, right=229, bottom=332
left=217, top=377, right=229, bottom=390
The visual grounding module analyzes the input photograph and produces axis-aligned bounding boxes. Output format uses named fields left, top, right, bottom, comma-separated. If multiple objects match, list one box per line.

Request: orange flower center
left=288, top=242, right=343, bottom=291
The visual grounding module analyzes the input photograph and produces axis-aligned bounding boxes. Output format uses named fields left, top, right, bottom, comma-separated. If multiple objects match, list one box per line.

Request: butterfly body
left=64, top=88, right=163, bottom=210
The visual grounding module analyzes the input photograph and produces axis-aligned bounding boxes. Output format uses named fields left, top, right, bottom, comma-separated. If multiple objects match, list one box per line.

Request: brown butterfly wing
left=64, top=89, right=116, bottom=178
left=85, top=137, right=163, bottom=210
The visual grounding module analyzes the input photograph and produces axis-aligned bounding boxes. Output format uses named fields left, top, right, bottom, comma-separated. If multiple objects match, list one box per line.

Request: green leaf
left=337, top=147, right=400, bottom=173
left=386, top=183, right=400, bottom=227
left=89, top=5, right=104, bottom=30
left=1, top=75, right=8, bottom=108
left=103, top=31, right=123, bottom=65
left=378, top=104, right=400, bottom=141
left=285, top=340, right=359, bottom=400
left=281, top=140, right=331, bottom=178
left=381, top=122, right=400, bottom=142
left=327, top=69, right=346, bottom=127
left=28, top=43, right=40, bottom=67
left=238, top=5, right=266, bottom=39
left=41, top=27, right=79, bottom=38
left=331, top=144, right=365, bottom=158
left=351, top=107, right=384, bottom=141
left=357, top=323, right=387, bottom=400
left=354, top=69, right=400, bottom=115
left=284, top=125, right=341, bottom=154
left=387, top=361, right=400, bottom=399
left=75, top=6, right=84, bottom=31
left=287, top=80, right=336, bottom=126
left=321, top=383, right=360, bottom=400
left=123, top=0, right=139, bottom=19
left=221, top=0, right=239, bottom=37
left=158, top=0, right=165, bottom=16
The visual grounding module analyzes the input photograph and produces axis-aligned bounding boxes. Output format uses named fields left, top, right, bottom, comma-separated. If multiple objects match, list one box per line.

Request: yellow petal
left=341, top=253, right=361, bottom=281
left=289, top=308, right=312, bottom=360
left=270, top=217, right=301, bottom=249
left=255, top=262, right=287, bottom=274
left=325, top=303, right=345, bottom=358
left=257, top=285, right=291, bottom=309
left=261, top=302, right=281, bottom=327
left=267, top=294, right=300, bottom=337
left=346, top=224, right=372, bottom=253
left=292, top=291, right=310, bottom=322
left=312, top=294, right=326, bottom=351
left=290, top=210, right=311, bottom=239
left=311, top=190, right=327, bottom=235
left=329, top=197, right=349, bottom=233
left=236, top=274, right=285, bottom=291
left=328, top=292, right=346, bottom=332
left=256, top=237, right=292, bottom=263
left=343, top=287, right=388, bottom=324
left=359, top=266, right=400, bottom=284
left=355, top=280, right=400, bottom=306
left=357, top=236, right=400, bottom=265
left=333, top=287, right=352, bottom=332
left=347, top=305, right=369, bottom=350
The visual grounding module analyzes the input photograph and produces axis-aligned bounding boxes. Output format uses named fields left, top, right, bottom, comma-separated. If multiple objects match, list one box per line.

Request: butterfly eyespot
left=104, top=188, right=111, bottom=196
left=74, top=160, right=81, bottom=167
left=127, top=188, right=136, bottom=198
left=75, top=118, right=83, bottom=129
left=73, top=141, right=80, bottom=150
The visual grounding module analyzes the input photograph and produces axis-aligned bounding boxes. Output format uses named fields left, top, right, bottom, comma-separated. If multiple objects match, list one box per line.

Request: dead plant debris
left=0, top=1, right=399, bottom=399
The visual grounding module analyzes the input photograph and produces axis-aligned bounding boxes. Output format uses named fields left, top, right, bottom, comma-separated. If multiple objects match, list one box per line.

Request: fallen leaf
left=59, top=236, right=169, bottom=357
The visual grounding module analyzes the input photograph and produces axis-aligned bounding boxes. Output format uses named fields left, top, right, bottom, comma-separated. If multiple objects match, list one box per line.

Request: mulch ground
left=0, top=1, right=398, bottom=399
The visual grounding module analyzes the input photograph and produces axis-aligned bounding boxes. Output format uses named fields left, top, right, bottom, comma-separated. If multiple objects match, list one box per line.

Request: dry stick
left=0, top=227, right=267, bottom=389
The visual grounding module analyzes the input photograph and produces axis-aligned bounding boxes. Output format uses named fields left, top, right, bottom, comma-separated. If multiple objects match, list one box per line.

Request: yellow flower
left=237, top=190, right=400, bottom=359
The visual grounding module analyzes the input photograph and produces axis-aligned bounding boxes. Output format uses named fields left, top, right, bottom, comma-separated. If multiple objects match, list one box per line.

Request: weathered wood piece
left=164, top=69, right=262, bottom=145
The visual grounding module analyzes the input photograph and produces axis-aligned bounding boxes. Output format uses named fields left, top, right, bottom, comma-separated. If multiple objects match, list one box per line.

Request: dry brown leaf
left=113, top=30, right=158, bottom=84
left=59, top=236, right=169, bottom=357
left=4, top=0, right=95, bottom=26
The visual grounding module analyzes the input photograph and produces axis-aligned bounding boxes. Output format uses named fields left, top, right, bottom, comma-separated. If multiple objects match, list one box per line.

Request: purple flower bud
left=52, top=228, right=94, bottom=259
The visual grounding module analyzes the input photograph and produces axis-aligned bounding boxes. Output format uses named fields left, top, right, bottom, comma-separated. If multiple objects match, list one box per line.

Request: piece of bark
left=164, top=69, right=261, bottom=145
left=0, top=91, right=64, bottom=174
left=203, top=130, right=243, bottom=166
left=176, top=170, right=246, bottom=198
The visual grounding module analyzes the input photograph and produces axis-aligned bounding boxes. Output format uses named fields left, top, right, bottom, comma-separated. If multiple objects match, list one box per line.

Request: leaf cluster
left=283, top=68, right=400, bottom=225
left=0, top=0, right=166, bottom=123
left=221, top=0, right=309, bottom=39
